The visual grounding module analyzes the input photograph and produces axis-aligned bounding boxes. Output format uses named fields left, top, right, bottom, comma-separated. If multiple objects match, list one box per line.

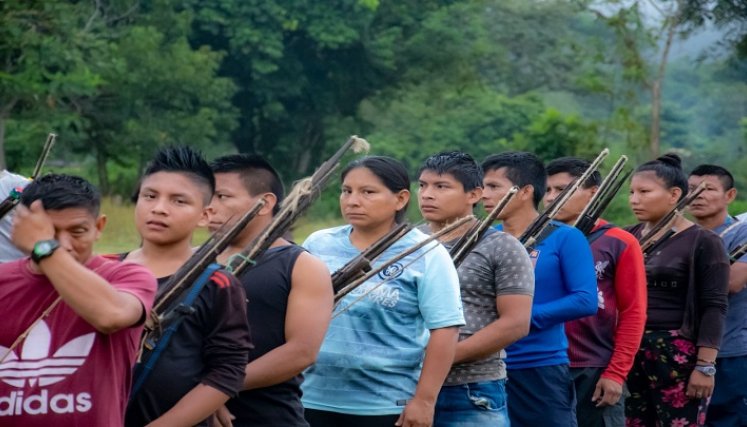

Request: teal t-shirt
left=301, top=225, right=465, bottom=415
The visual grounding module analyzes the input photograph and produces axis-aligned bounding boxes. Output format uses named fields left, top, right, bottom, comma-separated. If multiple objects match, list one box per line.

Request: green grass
left=95, top=198, right=344, bottom=254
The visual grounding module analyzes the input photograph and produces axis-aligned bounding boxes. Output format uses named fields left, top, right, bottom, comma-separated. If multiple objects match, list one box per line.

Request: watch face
left=35, top=241, right=52, bottom=255
left=697, top=366, right=716, bottom=376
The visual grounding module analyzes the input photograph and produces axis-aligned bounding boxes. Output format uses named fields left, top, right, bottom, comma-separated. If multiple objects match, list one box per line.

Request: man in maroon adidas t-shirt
left=545, top=158, right=647, bottom=427
left=0, top=174, right=156, bottom=427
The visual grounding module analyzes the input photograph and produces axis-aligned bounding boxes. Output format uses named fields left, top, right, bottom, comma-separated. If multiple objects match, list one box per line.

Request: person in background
left=207, top=154, right=332, bottom=427
left=417, top=151, right=534, bottom=427
left=481, top=151, right=598, bottom=427
left=624, top=154, right=729, bottom=427
left=0, top=169, right=31, bottom=261
left=545, top=157, right=647, bottom=427
left=302, top=156, right=465, bottom=427
left=687, top=164, right=747, bottom=427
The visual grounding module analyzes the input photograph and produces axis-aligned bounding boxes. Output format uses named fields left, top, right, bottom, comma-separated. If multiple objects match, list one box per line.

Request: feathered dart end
left=350, top=135, right=370, bottom=154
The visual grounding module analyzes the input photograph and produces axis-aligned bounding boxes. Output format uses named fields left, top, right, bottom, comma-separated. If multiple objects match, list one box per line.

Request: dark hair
left=418, top=151, right=483, bottom=191
left=134, top=146, right=215, bottom=204
left=634, top=153, right=688, bottom=201
left=341, top=156, right=411, bottom=223
left=21, top=174, right=101, bottom=216
left=546, top=157, right=602, bottom=189
left=689, top=164, right=735, bottom=191
left=210, top=153, right=285, bottom=215
left=481, top=151, right=546, bottom=208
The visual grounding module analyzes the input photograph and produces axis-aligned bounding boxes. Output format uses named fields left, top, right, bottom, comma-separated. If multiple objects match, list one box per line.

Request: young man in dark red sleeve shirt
left=545, top=157, right=647, bottom=427
left=123, top=146, right=252, bottom=427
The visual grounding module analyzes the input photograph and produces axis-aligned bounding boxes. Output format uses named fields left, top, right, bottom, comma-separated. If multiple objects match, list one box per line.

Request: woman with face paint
left=301, top=156, right=465, bottom=427
left=624, top=153, right=729, bottom=427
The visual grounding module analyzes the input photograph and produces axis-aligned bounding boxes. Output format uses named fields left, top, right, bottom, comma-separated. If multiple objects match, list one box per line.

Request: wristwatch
left=694, top=364, right=717, bottom=377
left=31, top=239, right=60, bottom=264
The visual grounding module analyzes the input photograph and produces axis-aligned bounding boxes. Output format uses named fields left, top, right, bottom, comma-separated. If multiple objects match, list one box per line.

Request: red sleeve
left=601, top=228, right=648, bottom=384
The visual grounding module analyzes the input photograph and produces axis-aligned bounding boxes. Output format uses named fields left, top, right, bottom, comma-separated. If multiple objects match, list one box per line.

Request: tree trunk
left=649, top=80, right=661, bottom=158
left=649, top=9, right=679, bottom=159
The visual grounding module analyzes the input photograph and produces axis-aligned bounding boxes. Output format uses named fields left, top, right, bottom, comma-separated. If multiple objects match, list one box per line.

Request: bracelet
left=697, top=358, right=716, bottom=365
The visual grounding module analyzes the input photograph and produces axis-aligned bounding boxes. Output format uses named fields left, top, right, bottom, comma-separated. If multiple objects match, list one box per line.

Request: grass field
left=94, top=196, right=747, bottom=254
left=95, top=198, right=343, bottom=254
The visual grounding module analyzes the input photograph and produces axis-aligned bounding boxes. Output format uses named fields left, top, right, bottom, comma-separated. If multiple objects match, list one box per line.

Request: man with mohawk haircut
left=123, top=146, right=252, bottom=427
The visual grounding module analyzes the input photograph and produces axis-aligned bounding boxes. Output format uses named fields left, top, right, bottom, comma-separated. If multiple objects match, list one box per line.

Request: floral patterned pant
left=625, top=330, right=708, bottom=427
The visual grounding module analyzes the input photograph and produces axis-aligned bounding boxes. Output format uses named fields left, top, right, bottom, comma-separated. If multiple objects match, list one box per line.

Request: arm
left=147, top=384, right=229, bottom=427
left=531, top=228, right=597, bottom=330
left=728, top=262, right=747, bottom=294
left=601, top=236, right=647, bottom=385
left=12, top=202, right=146, bottom=334
left=158, top=273, right=251, bottom=426
left=684, top=232, right=730, bottom=400
left=242, top=252, right=332, bottom=389
left=396, top=327, right=459, bottom=427
left=454, top=294, right=531, bottom=364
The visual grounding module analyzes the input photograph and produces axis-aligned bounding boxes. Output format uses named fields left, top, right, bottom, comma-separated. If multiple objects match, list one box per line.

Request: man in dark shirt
left=545, top=157, right=647, bottom=427
left=687, top=165, right=747, bottom=427
left=207, top=154, right=332, bottom=427
left=124, top=146, right=252, bottom=426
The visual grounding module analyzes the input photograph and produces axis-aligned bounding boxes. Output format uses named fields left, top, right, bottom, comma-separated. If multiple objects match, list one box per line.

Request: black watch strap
left=31, top=239, right=60, bottom=263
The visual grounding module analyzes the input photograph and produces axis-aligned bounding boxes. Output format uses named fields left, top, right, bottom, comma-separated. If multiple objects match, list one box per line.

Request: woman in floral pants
left=625, top=154, right=730, bottom=427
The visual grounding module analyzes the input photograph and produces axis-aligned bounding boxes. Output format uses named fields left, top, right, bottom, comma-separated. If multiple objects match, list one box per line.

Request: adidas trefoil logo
left=0, top=320, right=95, bottom=388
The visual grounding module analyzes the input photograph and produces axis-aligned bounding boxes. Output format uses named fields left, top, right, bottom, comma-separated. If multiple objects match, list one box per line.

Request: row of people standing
left=0, top=145, right=744, bottom=427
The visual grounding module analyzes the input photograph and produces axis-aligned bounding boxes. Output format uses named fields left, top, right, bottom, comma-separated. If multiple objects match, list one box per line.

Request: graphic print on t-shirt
left=0, top=320, right=95, bottom=388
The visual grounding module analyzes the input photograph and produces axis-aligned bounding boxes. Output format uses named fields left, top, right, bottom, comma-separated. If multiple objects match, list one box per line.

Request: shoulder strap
left=130, top=263, right=222, bottom=398
left=586, top=224, right=614, bottom=245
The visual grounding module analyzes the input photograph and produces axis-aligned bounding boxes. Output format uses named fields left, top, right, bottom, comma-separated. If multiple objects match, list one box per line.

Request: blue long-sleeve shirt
left=497, top=221, right=597, bottom=368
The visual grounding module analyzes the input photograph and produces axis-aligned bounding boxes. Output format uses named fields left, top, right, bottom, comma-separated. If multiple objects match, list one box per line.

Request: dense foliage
left=2, top=0, right=745, bottom=224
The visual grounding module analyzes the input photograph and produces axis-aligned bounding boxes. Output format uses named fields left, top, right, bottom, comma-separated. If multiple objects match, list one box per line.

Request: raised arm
left=12, top=201, right=150, bottom=334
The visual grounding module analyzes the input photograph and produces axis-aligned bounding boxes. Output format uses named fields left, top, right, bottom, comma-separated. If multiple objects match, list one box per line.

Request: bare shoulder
left=289, top=251, right=332, bottom=297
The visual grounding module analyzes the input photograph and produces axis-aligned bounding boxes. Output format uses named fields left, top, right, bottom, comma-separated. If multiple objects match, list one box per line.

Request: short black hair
left=546, top=157, right=602, bottom=189
left=210, top=153, right=285, bottom=215
left=21, top=174, right=101, bottom=216
left=341, top=156, right=411, bottom=223
left=689, top=164, right=735, bottom=191
left=134, top=146, right=215, bottom=205
left=634, top=153, right=688, bottom=201
left=418, top=151, right=483, bottom=192
left=482, top=151, right=546, bottom=208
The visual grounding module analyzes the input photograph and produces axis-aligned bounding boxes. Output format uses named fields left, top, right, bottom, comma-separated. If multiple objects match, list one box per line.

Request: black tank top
left=226, top=244, right=309, bottom=427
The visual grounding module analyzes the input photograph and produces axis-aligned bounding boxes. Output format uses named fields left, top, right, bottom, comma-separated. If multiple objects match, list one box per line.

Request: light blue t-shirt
left=301, top=225, right=465, bottom=415
left=714, top=216, right=747, bottom=358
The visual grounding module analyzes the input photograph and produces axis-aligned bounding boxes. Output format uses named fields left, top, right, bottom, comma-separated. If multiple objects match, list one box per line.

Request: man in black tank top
left=207, top=154, right=333, bottom=427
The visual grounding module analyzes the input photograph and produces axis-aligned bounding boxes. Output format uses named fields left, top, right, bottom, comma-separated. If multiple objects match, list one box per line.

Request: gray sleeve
left=0, top=171, right=30, bottom=262
left=488, top=233, right=535, bottom=297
